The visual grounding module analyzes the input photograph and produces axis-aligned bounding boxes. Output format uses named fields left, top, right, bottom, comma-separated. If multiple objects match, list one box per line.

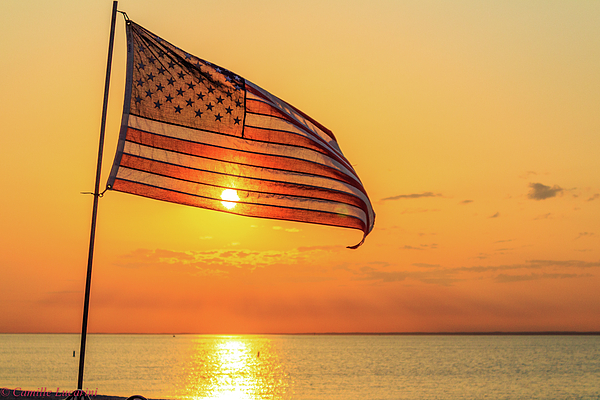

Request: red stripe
left=119, top=153, right=370, bottom=212
left=246, top=97, right=296, bottom=124
left=125, top=127, right=367, bottom=194
left=112, top=179, right=366, bottom=232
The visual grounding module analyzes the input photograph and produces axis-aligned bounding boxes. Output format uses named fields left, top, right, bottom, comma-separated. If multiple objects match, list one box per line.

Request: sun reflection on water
left=182, top=336, right=289, bottom=400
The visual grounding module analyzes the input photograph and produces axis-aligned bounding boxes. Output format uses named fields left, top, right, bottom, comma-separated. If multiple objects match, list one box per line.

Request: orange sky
left=1, top=0, right=599, bottom=333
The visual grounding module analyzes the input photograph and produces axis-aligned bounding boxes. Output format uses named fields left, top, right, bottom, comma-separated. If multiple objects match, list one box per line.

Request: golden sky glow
left=1, top=0, right=599, bottom=333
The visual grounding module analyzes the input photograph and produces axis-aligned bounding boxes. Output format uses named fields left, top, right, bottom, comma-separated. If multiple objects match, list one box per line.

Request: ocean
left=1, top=334, right=599, bottom=400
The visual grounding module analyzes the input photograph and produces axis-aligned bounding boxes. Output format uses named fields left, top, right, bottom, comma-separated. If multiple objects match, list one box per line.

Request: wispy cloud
left=355, top=266, right=459, bottom=286
left=399, top=208, right=440, bottom=214
left=529, top=259, right=600, bottom=268
left=401, top=243, right=437, bottom=250
left=401, top=245, right=424, bottom=250
left=115, top=247, right=600, bottom=290
left=587, top=194, right=600, bottom=202
left=495, top=272, right=591, bottom=283
left=519, top=171, right=539, bottom=179
left=459, top=259, right=600, bottom=273
left=528, top=182, right=563, bottom=200
left=297, top=245, right=343, bottom=253
left=361, top=259, right=600, bottom=286
left=404, top=259, right=595, bottom=285
left=273, top=226, right=302, bottom=233
left=115, top=247, right=309, bottom=274
left=382, top=192, right=441, bottom=201
left=460, top=200, right=474, bottom=204
left=413, top=263, right=441, bottom=268
left=489, top=212, right=500, bottom=218
left=113, top=246, right=367, bottom=287
left=576, top=232, right=595, bottom=240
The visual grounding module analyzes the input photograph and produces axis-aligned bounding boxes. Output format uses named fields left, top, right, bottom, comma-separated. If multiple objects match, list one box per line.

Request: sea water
left=1, top=334, right=599, bottom=400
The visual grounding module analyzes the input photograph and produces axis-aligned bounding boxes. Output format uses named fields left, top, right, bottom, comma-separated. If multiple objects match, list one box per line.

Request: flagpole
left=76, top=0, right=118, bottom=392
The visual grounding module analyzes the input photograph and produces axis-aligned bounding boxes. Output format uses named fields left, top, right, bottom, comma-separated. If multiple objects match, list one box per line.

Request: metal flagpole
left=75, top=1, right=118, bottom=395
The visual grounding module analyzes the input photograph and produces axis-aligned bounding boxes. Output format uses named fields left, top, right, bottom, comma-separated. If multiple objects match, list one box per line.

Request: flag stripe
left=113, top=168, right=367, bottom=222
left=122, top=128, right=372, bottom=214
left=130, top=115, right=359, bottom=184
left=118, top=148, right=371, bottom=212
left=128, top=116, right=367, bottom=193
left=112, top=179, right=367, bottom=232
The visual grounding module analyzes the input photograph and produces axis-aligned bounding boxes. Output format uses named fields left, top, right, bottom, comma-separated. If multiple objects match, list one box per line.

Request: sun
left=220, top=189, right=240, bottom=210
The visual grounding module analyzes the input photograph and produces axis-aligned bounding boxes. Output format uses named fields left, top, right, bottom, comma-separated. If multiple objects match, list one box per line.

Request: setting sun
left=220, top=189, right=240, bottom=210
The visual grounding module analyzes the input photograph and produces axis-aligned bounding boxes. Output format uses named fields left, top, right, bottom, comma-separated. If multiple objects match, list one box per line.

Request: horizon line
left=2, top=331, right=600, bottom=335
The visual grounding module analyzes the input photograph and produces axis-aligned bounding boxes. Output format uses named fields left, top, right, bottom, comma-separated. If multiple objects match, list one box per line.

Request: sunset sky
left=1, top=0, right=599, bottom=333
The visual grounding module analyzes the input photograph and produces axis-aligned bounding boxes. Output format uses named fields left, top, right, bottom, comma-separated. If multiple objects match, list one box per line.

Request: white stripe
left=129, top=115, right=361, bottom=183
left=116, top=167, right=367, bottom=221
left=123, top=141, right=372, bottom=208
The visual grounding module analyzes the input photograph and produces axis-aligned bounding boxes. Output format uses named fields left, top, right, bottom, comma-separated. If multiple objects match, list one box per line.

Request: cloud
left=527, top=259, right=600, bottom=269
left=519, top=171, right=538, bottom=179
left=375, top=225, right=404, bottom=231
left=413, top=263, right=441, bottom=268
left=297, top=245, right=343, bottom=253
left=273, top=226, right=301, bottom=233
left=494, top=247, right=514, bottom=253
left=576, top=232, right=594, bottom=240
left=458, top=259, right=600, bottom=274
left=401, top=245, right=424, bottom=250
left=527, top=182, right=563, bottom=200
left=115, top=247, right=320, bottom=274
left=489, top=212, right=500, bottom=218
left=399, top=208, right=440, bottom=214
left=357, top=267, right=410, bottom=282
left=495, top=272, right=589, bottom=283
left=355, top=266, right=459, bottom=286
left=460, top=200, right=473, bottom=204
left=382, top=192, right=441, bottom=201
left=433, top=259, right=600, bottom=285
left=401, top=243, right=437, bottom=250
left=587, top=194, right=600, bottom=202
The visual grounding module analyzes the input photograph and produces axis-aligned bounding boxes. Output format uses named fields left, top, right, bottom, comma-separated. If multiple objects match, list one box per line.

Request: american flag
left=107, top=21, right=375, bottom=248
